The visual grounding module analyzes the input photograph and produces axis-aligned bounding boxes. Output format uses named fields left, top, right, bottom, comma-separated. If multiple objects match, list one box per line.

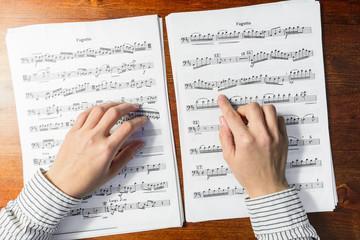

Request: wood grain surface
left=0, top=0, right=359, bottom=239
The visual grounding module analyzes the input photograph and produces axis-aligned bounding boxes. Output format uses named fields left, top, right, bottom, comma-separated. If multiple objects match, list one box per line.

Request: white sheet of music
left=6, top=15, right=183, bottom=239
left=166, top=1, right=337, bottom=222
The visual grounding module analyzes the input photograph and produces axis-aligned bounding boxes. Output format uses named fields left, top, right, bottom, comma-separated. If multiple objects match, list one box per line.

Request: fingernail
left=218, top=94, right=227, bottom=102
left=132, top=103, right=139, bottom=108
left=141, top=116, right=148, bottom=122
left=219, top=116, right=224, bottom=125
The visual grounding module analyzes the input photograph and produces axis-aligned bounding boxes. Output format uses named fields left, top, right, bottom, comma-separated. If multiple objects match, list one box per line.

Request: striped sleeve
left=245, top=188, right=320, bottom=240
left=0, top=169, right=81, bottom=240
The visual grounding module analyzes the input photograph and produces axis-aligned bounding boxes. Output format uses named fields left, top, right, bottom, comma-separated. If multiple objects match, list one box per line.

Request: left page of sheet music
left=6, top=15, right=183, bottom=239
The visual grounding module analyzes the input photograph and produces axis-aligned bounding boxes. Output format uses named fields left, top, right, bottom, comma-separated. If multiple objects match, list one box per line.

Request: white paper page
left=6, top=15, right=182, bottom=239
left=158, top=17, right=185, bottom=223
left=166, top=1, right=336, bottom=222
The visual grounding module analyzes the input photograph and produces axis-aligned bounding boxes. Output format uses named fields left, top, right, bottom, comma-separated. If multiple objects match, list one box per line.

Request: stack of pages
left=7, top=16, right=184, bottom=239
left=166, top=0, right=337, bottom=222
left=6, top=0, right=337, bottom=239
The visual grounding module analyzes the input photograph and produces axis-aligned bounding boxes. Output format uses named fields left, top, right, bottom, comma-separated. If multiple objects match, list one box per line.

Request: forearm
left=245, top=188, right=319, bottom=240
left=0, top=169, right=81, bottom=240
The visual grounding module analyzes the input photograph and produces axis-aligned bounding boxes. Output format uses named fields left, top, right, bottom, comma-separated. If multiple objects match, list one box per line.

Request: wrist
left=44, top=169, right=81, bottom=199
left=246, top=184, right=289, bottom=199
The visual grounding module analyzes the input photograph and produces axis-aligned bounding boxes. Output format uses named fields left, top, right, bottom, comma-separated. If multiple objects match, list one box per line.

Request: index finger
left=217, top=94, right=247, bottom=136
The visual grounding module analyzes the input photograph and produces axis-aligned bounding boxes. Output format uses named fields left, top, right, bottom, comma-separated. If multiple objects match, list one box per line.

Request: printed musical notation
left=21, top=41, right=152, bottom=64
left=192, top=180, right=323, bottom=199
left=135, top=145, right=164, bottom=158
left=33, top=155, right=56, bottom=166
left=82, top=181, right=169, bottom=200
left=33, top=150, right=167, bottom=176
left=69, top=199, right=170, bottom=218
left=193, top=187, right=245, bottom=199
left=119, top=163, right=166, bottom=178
left=27, top=97, right=158, bottom=117
left=30, top=119, right=75, bottom=132
left=26, top=78, right=156, bottom=100
left=288, top=136, right=320, bottom=147
left=283, top=113, right=319, bottom=125
left=182, top=49, right=314, bottom=69
left=184, top=70, right=314, bottom=91
left=192, top=158, right=321, bottom=181
left=286, top=158, right=321, bottom=169
left=190, top=137, right=319, bottom=154
left=290, top=180, right=324, bottom=191
left=187, top=113, right=318, bottom=134
left=186, top=92, right=317, bottom=111
left=31, top=139, right=62, bottom=149
left=29, top=114, right=162, bottom=136
left=192, top=166, right=231, bottom=179
left=181, top=26, right=312, bottom=44
left=23, top=62, right=154, bottom=83
left=115, top=109, right=161, bottom=123
left=31, top=136, right=163, bottom=157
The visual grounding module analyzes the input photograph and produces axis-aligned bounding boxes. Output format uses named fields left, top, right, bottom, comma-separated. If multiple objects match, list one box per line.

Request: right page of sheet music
left=167, top=0, right=337, bottom=222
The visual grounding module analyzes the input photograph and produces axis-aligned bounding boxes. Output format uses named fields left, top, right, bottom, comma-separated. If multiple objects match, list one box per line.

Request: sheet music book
left=166, top=0, right=338, bottom=222
left=6, top=15, right=183, bottom=239
left=5, top=0, right=337, bottom=238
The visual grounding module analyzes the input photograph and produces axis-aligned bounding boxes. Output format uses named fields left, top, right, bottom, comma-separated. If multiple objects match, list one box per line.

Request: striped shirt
left=245, top=188, right=319, bottom=239
left=0, top=170, right=319, bottom=239
left=0, top=169, right=81, bottom=240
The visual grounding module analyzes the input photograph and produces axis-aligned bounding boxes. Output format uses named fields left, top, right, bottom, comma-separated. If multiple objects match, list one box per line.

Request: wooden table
left=0, top=0, right=359, bottom=239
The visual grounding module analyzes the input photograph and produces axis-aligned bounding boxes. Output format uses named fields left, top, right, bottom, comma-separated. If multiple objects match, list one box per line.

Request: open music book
left=6, top=0, right=336, bottom=238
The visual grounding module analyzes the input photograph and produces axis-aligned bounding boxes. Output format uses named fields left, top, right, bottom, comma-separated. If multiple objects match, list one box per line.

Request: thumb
left=108, top=141, right=144, bottom=179
left=219, top=116, right=235, bottom=161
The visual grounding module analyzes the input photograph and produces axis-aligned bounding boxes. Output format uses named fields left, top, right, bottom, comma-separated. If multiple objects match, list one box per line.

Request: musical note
left=82, top=181, right=169, bottom=200
left=286, top=158, right=322, bottom=169
left=181, top=26, right=312, bottom=44
left=182, top=49, right=314, bottom=69
left=190, top=137, right=319, bottom=154
left=69, top=199, right=170, bottom=218
left=193, top=187, right=245, bottom=199
left=26, top=78, right=156, bottom=100
left=186, top=92, right=317, bottom=111
left=23, top=62, right=154, bottom=83
left=27, top=97, right=158, bottom=117
left=21, top=41, right=152, bottom=64
left=184, top=70, right=315, bottom=91
left=188, top=114, right=318, bottom=134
